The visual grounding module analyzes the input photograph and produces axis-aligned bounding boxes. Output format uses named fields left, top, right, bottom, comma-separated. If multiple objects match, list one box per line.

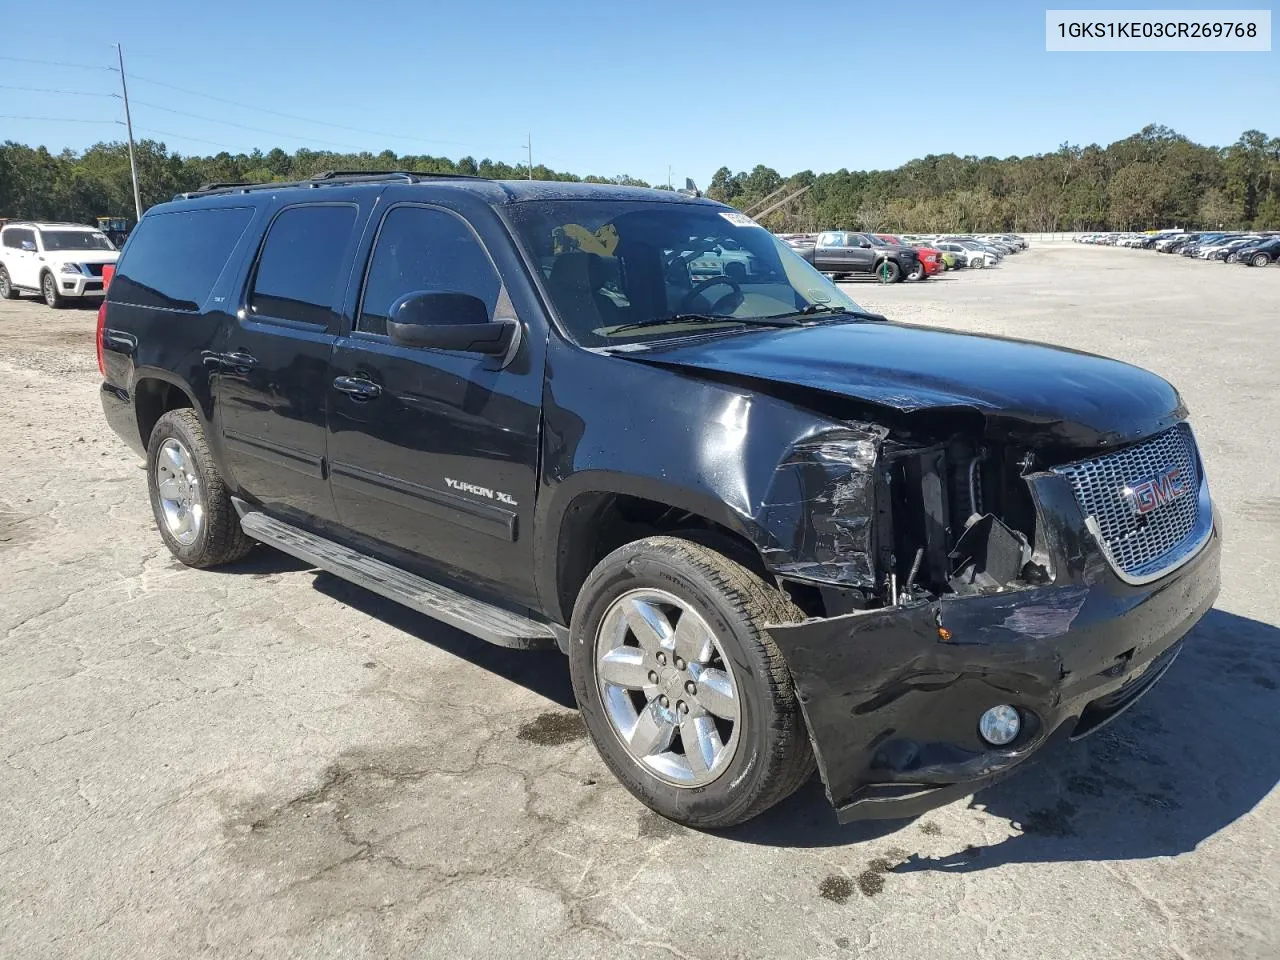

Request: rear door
left=6, top=228, right=39, bottom=288
left=214, top=198, right=368, bottom=524
left=326, top=201, right=543, bottom=607
left=814, top=231, right=855, bottom=273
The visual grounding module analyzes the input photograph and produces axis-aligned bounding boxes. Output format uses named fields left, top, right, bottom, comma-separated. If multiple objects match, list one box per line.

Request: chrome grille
left=1056, top=424, right=1202, bottom=578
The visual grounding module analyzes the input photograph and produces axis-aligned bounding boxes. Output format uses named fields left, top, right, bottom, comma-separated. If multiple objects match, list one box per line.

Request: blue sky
left=2, top=0, right=1275, bottom=186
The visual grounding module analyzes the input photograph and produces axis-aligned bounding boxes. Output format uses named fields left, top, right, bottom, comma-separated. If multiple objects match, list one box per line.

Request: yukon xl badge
left=444, top=477, right=518, bottom=507
left=1124, top=465, right=1190, bottom=516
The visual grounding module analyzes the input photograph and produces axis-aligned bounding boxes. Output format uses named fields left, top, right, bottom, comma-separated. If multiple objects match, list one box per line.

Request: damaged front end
left=755, top=417, right=1221, bottom=822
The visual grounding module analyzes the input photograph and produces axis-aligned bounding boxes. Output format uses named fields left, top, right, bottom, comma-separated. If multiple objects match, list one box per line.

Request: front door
left=327, top=202, right=543, bottom=608
left=214, top=199, right=365, bottom=524
left=846, top=234, right=877, bottom=273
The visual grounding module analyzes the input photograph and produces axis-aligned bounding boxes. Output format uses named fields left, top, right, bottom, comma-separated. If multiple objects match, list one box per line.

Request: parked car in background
left=0, top=221, right=119, bottom=307
left=1236, top=236, right=1280, bottom=266
left=794, top=230, right=920, bottom=282
left=875, top=234, right=943, bottom=279
left=932, top=239, right=990, bottom=268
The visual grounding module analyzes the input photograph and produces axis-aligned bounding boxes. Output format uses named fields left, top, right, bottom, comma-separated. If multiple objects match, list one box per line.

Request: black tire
left=0, top=265, right=18, bottom=299
left=906, top=261, right=926, bottom=281
left=569, top=535, right=814, bottom=829
left=877, top=259, right=902, bottom=283
left=1253, top=254, right=1270, bottom=268
left=146, top=408, right=254, bottom=568
left=41, top=271, right=65, bottom=309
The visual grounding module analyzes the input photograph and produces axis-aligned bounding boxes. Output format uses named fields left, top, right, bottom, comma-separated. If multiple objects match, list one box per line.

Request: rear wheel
left=41, top=271, right=65, bottom=309
left=1253, top=254, right=1270, bottom=268
left=0, top=266, right=18, bottom=299
left=147, top=409, right=254, bottom=568
left=569, top=536, right=814, bottom=829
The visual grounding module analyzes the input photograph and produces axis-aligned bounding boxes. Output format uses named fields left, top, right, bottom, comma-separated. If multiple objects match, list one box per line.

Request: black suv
left=99, top=172, right=1221, bottom=828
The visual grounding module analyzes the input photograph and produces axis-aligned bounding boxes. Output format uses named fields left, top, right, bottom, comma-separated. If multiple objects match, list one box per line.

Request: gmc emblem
left=1124, top=466, right=1190, bottom=516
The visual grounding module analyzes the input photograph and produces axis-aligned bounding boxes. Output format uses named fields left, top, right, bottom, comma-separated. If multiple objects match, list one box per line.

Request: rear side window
left=356, top=206, right=501, bottom=336
left=248, top=204, right=357, bottom=326
left=109, top=207, right=254, bottom=312
left=3, top=228, right=36, bottom=250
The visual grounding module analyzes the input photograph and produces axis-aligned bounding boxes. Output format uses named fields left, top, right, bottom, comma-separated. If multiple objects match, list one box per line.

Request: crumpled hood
left=619, top=320, right=1186, bottom=449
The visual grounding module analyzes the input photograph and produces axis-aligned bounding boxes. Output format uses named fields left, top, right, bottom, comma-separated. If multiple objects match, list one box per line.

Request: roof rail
left=173, top=169, right=488, bottom=201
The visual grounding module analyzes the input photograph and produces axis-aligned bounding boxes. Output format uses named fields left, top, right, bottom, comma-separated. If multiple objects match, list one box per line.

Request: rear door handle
left=333, top=376, right=382, bottom=400
left=222, top=350, right=258, bottom=371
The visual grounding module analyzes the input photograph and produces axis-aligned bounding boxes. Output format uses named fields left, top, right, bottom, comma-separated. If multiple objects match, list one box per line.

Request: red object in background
left=876, top=234, right=945, bottom=276
left=102, top=262, right=115, bottom=290
left=96, top=301, right=107, bottom=377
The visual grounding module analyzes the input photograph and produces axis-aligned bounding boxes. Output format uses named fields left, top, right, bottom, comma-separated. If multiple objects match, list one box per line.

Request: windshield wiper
left=607, top=313, right=802, bottom=335
left=762, top=305, right=888, bottom=323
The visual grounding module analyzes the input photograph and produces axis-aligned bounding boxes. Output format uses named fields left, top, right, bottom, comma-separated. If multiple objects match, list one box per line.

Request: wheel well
left=134, top=379, right=194, bottom=448
left=555, top=493, right=769, bottom=623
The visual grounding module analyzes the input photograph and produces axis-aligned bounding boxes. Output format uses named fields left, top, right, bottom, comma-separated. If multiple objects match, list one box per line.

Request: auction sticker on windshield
left=719, top=212, right=759, bottom=227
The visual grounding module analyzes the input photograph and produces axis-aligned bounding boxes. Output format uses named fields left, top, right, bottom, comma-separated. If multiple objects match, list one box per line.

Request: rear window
left=109, top=207, right=254, bottom=312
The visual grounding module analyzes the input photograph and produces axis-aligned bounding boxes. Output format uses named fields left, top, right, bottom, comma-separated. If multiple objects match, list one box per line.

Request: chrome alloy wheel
left=594, top=588, right=741, bottom=787
left=155, top=437, right=204, bottom=545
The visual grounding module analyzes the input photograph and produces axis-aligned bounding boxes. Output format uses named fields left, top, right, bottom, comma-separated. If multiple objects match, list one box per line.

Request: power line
left=127, top=97, right=370, bottom=151
left=126, top=72, right=510, bottom=153
left=132, top=126, right=239, bottom=150
left=0, top=84, right=117, bottom=97
left=0, top=115, right=121, bottom=124
left=0, top=55, right=110, bottom=71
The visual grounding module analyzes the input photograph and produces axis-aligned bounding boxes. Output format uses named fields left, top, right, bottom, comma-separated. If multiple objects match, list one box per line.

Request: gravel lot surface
left=2, top=245, right=1277, bottom=959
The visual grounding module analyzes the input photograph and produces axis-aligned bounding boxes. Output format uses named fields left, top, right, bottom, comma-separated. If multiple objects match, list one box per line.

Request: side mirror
left=386, top=291, right=516, bottom=357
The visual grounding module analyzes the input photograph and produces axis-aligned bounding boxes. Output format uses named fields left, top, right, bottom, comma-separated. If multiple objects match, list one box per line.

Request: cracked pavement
left=1, top=245, right=1277, bottom=959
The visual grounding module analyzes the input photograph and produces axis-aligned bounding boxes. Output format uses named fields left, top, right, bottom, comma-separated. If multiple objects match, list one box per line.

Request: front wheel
left=876, top=259, right=902, bottom=283
left=906, top=261, right=926, bottom=281
left=41, top=271, right=66, bottom=309
left=569, top=536, right=814, bottom=829
left=0, top=265, right=18, bottom=299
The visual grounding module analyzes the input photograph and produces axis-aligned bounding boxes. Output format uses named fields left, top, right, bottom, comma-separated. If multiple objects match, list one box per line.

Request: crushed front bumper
left=769, top=517, right=1221, bottom=822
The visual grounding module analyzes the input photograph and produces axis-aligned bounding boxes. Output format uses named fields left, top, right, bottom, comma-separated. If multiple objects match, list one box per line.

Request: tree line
left=1, top=124, right=1275, bottom=233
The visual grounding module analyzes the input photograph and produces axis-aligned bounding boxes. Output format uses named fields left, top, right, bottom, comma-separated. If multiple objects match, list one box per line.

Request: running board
left=238, top=510, right=557, bottom=650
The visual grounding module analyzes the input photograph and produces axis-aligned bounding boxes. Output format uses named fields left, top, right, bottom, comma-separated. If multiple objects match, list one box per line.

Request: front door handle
left=333, top=375, right=382, bottom=400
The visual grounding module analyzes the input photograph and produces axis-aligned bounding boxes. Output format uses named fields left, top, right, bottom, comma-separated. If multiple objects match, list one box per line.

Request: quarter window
left=249, top=204, right=358, bottom=326
left=108, top=207, right=254, bottom=312
left=357, top=206, right=501, bottom=336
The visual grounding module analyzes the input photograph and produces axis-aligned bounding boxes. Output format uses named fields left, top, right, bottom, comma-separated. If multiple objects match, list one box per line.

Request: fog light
left=979, top=705, right=1021, bottom=746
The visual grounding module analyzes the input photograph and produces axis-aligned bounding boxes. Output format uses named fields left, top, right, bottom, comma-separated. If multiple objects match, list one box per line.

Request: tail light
left=96, top=300, right=107, bottom=377
left=102, top=262, right=115, bottom=291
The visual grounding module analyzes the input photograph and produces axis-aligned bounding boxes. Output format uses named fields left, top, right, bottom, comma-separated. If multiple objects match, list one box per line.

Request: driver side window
left=358, top=206, right=501, bottom=337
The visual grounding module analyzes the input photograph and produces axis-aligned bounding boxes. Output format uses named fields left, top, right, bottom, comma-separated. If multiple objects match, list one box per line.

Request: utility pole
left=114, top=43, right=142, bottom=222
left=526, top=133, right=533, bottom=180
left=668, top=165, right=672, bottom=190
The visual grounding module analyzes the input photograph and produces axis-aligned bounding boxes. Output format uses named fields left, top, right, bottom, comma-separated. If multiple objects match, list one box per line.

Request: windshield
left=40, top=230, right=116, bottom=252
left=506, top=199, right=862, bottom=347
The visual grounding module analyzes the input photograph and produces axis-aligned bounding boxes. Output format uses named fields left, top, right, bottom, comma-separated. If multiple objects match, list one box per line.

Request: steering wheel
left=680, top=276, right=743, bottom=315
